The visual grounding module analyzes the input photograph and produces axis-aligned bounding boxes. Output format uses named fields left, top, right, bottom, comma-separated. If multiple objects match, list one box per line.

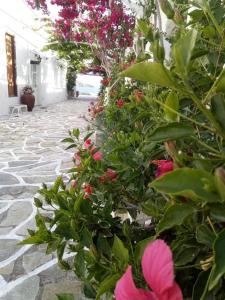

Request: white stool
left=10, top=105, right=28, bottom=116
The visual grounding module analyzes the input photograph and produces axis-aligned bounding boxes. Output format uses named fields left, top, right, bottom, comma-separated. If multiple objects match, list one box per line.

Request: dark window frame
left=5, top=33, right=17, bottom=97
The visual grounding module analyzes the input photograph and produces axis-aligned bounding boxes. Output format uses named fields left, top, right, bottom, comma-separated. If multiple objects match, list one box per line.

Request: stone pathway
left=0, top=98, right=94, bottom=300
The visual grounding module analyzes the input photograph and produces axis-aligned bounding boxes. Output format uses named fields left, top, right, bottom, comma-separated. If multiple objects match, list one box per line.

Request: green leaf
left=81, top=227, right=93, bottom=248
left=196, top=224, right=215, bottom=247
left=74, top=250, right=85, bottom=279
left=211, top=94, right=225, bottom=130
left=83, top=282, right=96, bottom=299
left=53, top=176, right=63, bottom=193
left=209, top=203, right=225, bottom=222
left=120, top=62, right=175, bottom=89
left=112, top=235, right=129, bottom=268
left=149, top=123, right=194, bottom=142
left=192, top=270, right=210, bottom=300
left=164, top=92, right=179, bottom=122
left=61, top=137, right=74, bottom=143
left=209, top=229, right=225, bottom=290
left=96, top=274, right=121, bottom=299
left=156, top=203, right=195, bottom=234
left=215, top=69, right=225, bottom=93
left=174, top=246, right=199, bottom=266
left=172, top=29, right=198, bottom=77
left=142, top=201, right=161, bottom=218
left=137, top=19, right=153, bottom=41
left=134, top=237, right=155, bottom=261
left=150, top=168, right=217, bottom=202
left=56, top=293, right=74, bottom=300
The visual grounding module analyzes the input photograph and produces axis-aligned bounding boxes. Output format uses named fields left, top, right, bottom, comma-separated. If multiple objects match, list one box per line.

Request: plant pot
left=21, top=94, right=35, bottom=111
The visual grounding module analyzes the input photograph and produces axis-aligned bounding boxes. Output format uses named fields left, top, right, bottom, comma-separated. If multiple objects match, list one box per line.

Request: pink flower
left=116, top=99, right=124, bottom=108
left=151, top=160, right=174, bottom=178
left=84, top=138, right=92, bottom=148
left=92, top=151, right=103, bottom=161
left=115, top=239, right=183, bottom=300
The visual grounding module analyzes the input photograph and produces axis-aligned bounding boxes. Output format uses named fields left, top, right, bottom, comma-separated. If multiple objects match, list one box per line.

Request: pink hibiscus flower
left=115, top=239, right=183, bottom=300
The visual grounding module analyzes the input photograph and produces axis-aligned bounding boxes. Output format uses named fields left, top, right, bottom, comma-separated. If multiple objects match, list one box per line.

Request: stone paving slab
left=0, top=98, right=94, bottom=299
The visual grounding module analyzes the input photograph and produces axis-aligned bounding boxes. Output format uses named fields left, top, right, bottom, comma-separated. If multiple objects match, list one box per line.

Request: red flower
left=84, top=138, right=92, bottom=148
left=84, top=184, right=93, bottom=194
left=106, top=168, right=117, bottom=181
left=116, top=99, right=124, bottom=108
left=92, top=151, right=103, bottom=161
left=151, top=160, right=174, bottom=178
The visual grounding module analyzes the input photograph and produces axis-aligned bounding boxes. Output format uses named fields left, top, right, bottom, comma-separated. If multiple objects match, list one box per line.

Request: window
left=5, top=33, right=17, bottom=97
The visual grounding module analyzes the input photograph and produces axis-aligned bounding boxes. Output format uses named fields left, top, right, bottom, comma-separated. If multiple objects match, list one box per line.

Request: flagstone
left=0, top=173, right=19, bottom=185
left=1, top=202, right=32, bottom=227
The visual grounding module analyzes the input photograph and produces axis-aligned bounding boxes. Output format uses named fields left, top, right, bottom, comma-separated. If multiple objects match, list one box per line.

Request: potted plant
left=20, top=86, right=35, bottom=111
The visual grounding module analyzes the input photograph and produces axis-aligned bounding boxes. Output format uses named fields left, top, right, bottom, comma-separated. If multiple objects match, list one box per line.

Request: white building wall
left=0, top=0, right=67, bottom=116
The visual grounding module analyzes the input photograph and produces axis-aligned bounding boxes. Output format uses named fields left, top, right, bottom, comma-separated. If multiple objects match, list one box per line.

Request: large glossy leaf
left=96, top=274, right=121, bottom=299
left=209, top=229, right=225, bottom=290
left=120, top=62, right=175, bottom=88
left=172, top=29, right=198, bottom=76
left=157, top=203, right=195, bottom=234
left=150, top=168, right=217, bottom=202
left=149, top=123, right=194, bottom=142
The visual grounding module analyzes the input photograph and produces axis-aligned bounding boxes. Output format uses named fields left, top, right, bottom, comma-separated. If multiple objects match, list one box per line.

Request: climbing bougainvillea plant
left=27, top=0, right=135, bottom=75
left=23, top=0, right=225, bottom=299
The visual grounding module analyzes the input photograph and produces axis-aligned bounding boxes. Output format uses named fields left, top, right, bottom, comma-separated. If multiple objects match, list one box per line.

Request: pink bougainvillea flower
left=92, top=151, right=103, bottom=161
left=115, top=239, right=183, bottom=300
left=84, top=138, right=92, bottom=148
left=106, top=168, right=117, bottom=181
left=116, top=99, right=124, bottom=108
left=151, top=160, right=174, bottom=178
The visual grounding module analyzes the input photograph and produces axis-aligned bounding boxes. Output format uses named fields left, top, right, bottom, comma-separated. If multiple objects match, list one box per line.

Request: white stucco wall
left=0, top=0, right=67, bottom=116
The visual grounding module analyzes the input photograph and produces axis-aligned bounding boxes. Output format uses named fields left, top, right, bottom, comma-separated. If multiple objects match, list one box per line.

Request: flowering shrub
left=26, top=0, right=135, bottom=74
left=23, top=0, right=225, bottom=299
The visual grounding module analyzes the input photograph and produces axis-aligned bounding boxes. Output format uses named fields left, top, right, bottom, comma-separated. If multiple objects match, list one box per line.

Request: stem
left=191, top=137, right=223, bottom=157
left=153, top=98, right=214, bottom=132
left=189, top=92, right=225, bottom=138
left=176, top=263, right=201, bottom=270
left=207, top=216, right=217, bottom=236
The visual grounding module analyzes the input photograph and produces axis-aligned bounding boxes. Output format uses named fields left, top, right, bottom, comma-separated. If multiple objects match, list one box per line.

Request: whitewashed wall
left=0, top=0, right=67, bottom=116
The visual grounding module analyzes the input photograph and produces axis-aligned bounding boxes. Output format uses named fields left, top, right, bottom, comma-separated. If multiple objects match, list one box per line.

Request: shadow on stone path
left=0, top=98, right=95, bottom=300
